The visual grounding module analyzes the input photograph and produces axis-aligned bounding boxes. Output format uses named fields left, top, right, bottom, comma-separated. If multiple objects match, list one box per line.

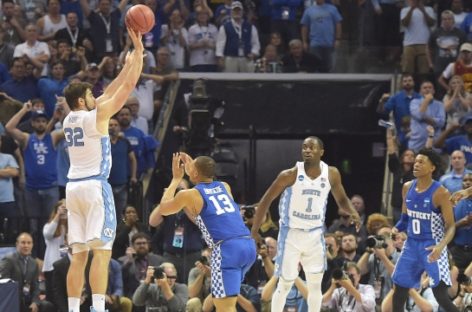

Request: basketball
left=125, top=4, right=155, bottom=34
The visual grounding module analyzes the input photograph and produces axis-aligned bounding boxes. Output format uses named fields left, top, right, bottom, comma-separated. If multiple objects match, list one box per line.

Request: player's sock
left=306, top=272, right=323, bottom=312
left=392, top=285, right=409, bottom=312
left=271, top=277, right=294, bottom=312
left=432, top=281, right=460, bottom=312
left=92, top=294, right=106, bottom=312
left=68, top=297, right=81, bottom=312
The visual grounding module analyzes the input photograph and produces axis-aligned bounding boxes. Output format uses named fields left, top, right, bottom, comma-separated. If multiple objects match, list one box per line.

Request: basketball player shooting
left=62, top=28, right=144, bottom=312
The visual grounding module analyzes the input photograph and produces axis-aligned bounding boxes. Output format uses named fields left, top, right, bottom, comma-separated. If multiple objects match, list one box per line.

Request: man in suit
left=0, top=232, right=55, bottom=312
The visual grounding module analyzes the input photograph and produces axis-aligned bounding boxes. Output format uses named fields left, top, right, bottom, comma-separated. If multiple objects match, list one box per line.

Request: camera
left=458, top=273, right=471, bottom=286
left=153, top=267, right=165, bottom=279
left=366, top=235, right=388, bottom=249
left=332, top=268, right=355, bottom=287
left=199, top=256, right=209, bottom=266
left=241, top=204, right=256, bottom=220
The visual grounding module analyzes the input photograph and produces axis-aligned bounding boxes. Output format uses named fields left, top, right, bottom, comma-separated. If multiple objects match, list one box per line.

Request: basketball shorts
left=210, top=237, right=256, bottom=298
left=392, top=237, right=451, bottom=289
left=275, top=227, right=325, bottom=280
left=66, top=179, right=116, bottom=253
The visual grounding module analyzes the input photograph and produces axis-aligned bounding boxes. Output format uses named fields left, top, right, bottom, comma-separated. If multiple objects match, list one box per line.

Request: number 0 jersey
left=63, top=109, right=111, bottom=180
left=405, top=180, right=445, bottom=241
left=194, top=181, right=250, bottom=246
left=279, top=161, right=331, bottom=230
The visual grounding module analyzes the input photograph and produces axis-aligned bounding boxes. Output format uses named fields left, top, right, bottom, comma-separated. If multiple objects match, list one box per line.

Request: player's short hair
left=195, top=156, right=216, bottom=179
left=417, top=148, right=443, bottom=177
left=64, top=82, right=92, bottom=110
left=305, top=136, right=324, bottom=149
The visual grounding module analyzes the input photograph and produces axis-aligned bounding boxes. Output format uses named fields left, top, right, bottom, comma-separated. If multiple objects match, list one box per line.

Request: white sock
left=68, top=297, right=81, bottom=312
left=271, top=277, right=294, bottom=312
left=92, top=294, right=106, bottom=312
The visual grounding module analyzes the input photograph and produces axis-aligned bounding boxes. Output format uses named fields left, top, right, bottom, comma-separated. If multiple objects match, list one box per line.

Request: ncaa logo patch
left=321, top=183, right=325, bottom=188
left=103, top=228, right=114, bottom=238
left=298, top=175, right=304, bottom=181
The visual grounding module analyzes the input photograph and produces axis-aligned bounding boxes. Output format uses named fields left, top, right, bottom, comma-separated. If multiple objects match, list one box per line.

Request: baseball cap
left=87, top=62, right=99, bottom=70
left=31, top=110, right=48, bottom=120
left=460, top=43, right=472, bottom=53
left=231, top=1, right=243, bottom=10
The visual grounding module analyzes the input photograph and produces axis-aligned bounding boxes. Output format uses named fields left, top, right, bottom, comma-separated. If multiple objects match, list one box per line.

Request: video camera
left=366, top=235, right=388, bottom=249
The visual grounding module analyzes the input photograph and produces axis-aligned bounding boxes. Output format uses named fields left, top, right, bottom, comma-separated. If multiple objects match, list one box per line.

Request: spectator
left=214, top=0, right=232, bottom=27
left=434, top=114, right=472, bottom=166
left=439, top=42, right=472, bottom=93
left=186, top=248, right=211, bottom=312
left=371, top=0, right=402, bottom=64
left=132, top=262, right=189, bottom=312
left=38, top=60, right=68, bottom=117
left=322, top=233, right=344, bottom=293
left=0, top=136, right=19, bottom=242
left=322, top=261, right=376, bottom=312
left=281, top=39, right=323, bottom=73
left=365, top=213, right=391, bottom=236
left=400, top=0, right=435, bottom=79
left=261, top=274, right=308, bottom=312
left=6, top=104, right=64, bottom=258
left=53, top=40, right=86, bottom=79
left=408, top=81, right=445, bottom=153
left=108, top=116, right=137, bottom=216
left=187, top=7, right=218, bottom=72
left=0, top=25, right=15, bottom=67
left=452, top=0, right=468, bottom=28
left=450, top=172, right=472, bottom=272
left=328, top=209, right=367, bottom=244
left=202, top=283, right=260, bottom=312
left=160, top=0, right=190, bottom=23
left=0, top=57, right=39, bottom=102
left=216, top=1, right=260, bottom=73
left=386, top=128, right=415, bottom=221
left=142, top=0, right=164, bottom=54
left=83, top=62, right=104, bottom=97
left=79, top=0, right=127, bottom=61
left=13, top=24, right=50, bottom=77
left=42, top=199, right=67, bottom=304
left=255, top=43, right=283, bottom=73
left=0, top=232, right=56, bottom=312
left=160, top=9, right=188, bottom=70
left=300, top=0, right=342, bottom=73
left=243, top=238, right=274, bottom=291
left=340, top=233, right=361, bottom=263
left=270, top=0, right=302, bottom=45
left=357, top=226, right=400, bottom=306
left=54, top=12, right=92, bottom=52
left=440, top=150, right=471, bottom=193
left=269, top=31, right=286, bottom=56
left=1, top=0, right=26, bottom=46
left=351, top=194, right=366, bottom=224
left=112, top=205, right=149, bottom=260
left=99, top=55, right=118, bottom=87
left=443, top=75, right=472, bottom=129
left=36, top=0, right=67, bottom=41
left=119, top=232, right=164, bottom=299
left=428, top=10, right=467, bottom=82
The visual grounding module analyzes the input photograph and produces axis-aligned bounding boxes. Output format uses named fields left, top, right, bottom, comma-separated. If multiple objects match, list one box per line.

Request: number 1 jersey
left=279, top=161, right=331, bottom=230
left=405, top=180, right=445, bottom=241
left=63, top=109, right=111, bottom=180
left=194, top=181, right=250, bottom=245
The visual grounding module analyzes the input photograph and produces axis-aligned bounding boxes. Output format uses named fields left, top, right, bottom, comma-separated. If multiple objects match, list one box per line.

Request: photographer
left=322, top=233, right=344, bottom=293
left=357, top=226, right=400, bottom=304
left=322, top=262, right=376, bottom=312
left=132, top=262, right=188, bottom=312
left=244, top=238, right=275, bottom=290
left=187, top=248, right=212, bottom=312
left=453, top=265, right=472, bottom=311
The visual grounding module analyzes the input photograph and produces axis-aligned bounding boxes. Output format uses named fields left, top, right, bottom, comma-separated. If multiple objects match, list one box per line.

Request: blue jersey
left=194, top=181, right=250, bottom=246
left=405, top=180, right=445, bottom=241
left=24, top=133, right=57, bottom=189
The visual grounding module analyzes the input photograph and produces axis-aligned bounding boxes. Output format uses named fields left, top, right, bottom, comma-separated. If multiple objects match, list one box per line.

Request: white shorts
left=66, top=179, right=116, bottom=253
left=275, top=227, right=325, bottom=280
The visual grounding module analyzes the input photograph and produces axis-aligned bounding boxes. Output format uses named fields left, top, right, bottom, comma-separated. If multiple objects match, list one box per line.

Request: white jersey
left=279, top=161, right=331, bottom=230
left=63, top=109, right=111, bottom=180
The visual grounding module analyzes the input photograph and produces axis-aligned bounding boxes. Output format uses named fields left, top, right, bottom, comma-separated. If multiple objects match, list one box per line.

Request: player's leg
left=67, top=246, right=89, bottom=312
left=89, top=247, right=112, bottom=312
left=272, top=228, right=301, bottom=312
left=301, top=229, right=325, bottom=312
left=392, top=285, right=410, bottom=312
left=432, top=281, right=460, bottom=312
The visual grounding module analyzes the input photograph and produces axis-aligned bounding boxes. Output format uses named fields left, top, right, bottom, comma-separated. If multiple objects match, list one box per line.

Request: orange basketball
left=125, top=4, right=155, bottom=34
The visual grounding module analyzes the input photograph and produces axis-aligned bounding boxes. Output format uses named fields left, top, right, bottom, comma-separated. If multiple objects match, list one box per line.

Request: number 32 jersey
left=279, top=161, right=331, bottom=230
left=405, top=180, right=445, bottom=241
left=194, top=181, right=250, bottom=246
left=63, top=109, right=111, bottom=180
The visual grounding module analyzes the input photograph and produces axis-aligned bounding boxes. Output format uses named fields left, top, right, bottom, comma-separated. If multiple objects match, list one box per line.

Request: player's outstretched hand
left=180, top=152, right=194, bottom=176
left=171, top=152, right=185, bottom=181
left=127, top=27, right=143, bottom=53
left=450, top=189, right=470, bottom=205
left=425, top=245, right=442, bottom=263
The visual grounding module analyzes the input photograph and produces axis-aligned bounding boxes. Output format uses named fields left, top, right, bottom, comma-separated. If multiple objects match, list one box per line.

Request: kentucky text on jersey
left=407, top=209, right=432, bottom=220
left=302, top=189, right=321, bottom=196
left=203, top=186, right=224, bottom=195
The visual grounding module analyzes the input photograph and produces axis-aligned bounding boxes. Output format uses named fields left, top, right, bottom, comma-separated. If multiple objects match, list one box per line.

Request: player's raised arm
left=329, top=166, right=361, bottom=226
left=251, top=168, right=296, bottom=240
left=96, top=28, right=144, bottom=121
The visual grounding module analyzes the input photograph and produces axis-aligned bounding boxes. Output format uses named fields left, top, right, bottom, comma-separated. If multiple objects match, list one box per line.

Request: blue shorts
left=392, top=238, right=451, bottom=289
left=210, top=237, right=256, bottom=298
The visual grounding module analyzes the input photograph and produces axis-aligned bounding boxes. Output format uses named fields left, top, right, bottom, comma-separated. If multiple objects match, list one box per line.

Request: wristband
left=395, top=213, right=409, bottom=232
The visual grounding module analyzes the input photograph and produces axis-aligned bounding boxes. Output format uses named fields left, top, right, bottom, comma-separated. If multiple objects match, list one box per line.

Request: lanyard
left=66, top=26, right=79, bottom=47
left=99, top=12, right=111, bottom=34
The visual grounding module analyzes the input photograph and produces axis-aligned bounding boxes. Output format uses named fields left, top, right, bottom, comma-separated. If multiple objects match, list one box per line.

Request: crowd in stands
left=1, top=0, right=472, bottom=311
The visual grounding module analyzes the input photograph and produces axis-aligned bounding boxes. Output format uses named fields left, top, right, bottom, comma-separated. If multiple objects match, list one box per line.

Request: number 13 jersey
left=194, top=181, right=250, bottom=246
left=64, top=109, right=111, bottom=180
left=405, top=180, right=445, bottom=241
left=279, top=161, right=331, bottom=230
